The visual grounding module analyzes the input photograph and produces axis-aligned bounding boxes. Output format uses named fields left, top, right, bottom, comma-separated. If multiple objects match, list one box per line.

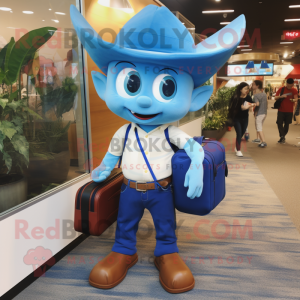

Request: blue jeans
left=112, top=182, right=178, bottom=257
left=234, top=118, right=248, bottom=151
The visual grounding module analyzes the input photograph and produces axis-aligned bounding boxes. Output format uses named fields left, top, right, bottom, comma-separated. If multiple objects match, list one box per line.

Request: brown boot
left=89, top=252, right=138, bottom=289
left=155, top=253, right=195, bottom=293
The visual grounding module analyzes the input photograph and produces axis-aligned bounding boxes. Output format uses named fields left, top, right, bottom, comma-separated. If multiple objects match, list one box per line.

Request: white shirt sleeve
left=168, top=125, right=192, bottom=149
left=108, top=124, right=130, bottom=157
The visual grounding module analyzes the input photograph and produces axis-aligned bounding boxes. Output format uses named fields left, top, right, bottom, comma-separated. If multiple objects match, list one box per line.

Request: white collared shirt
left=108, top=123, right=191, bottom=181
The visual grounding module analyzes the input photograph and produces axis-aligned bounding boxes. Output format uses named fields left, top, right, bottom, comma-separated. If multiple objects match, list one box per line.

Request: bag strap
left=134, top=127, right=163, bottom=189
left=164, top=127, right=179, bottom=153
left=280, top=87, right=285, bottom=96
left=118, top=123, right=132, bottom=168
left=197, top=136, right=205, bottom=144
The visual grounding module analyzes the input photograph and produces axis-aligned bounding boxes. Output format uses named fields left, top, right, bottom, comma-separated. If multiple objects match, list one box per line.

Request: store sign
left=283, top=30, right=300, bottom=40
left=227, top=63, right=274, bottom=77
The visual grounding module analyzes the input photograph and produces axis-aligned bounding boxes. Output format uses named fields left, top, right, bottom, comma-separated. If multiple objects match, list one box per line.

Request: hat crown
left=115, top=5, right=195, bottom=53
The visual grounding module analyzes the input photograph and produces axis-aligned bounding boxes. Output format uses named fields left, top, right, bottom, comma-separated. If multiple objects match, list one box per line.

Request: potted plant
left=27, top=76, right=78, bottom=191
left=201, top=86, right=236, bottom=140
left=0, top=27, right=56, bottom=212
left=202, top=111, right=227, bottom=140
left=27, top=119, right=71, bottom=191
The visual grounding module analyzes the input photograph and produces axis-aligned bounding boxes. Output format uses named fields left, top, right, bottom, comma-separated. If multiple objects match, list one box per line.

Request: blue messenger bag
left=134, top=126, right=228, bottom=216
left=165, top=131, right=228, bottom=216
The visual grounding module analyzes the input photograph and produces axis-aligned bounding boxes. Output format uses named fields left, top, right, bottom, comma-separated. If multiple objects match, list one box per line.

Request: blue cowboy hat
left=70, top=5, right=245, bottom=87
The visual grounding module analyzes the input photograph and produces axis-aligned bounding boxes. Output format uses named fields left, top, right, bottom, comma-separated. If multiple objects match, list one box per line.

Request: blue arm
left=91, top=152, right=120, bottom=182
left=183, top=138, right=204, bottom=199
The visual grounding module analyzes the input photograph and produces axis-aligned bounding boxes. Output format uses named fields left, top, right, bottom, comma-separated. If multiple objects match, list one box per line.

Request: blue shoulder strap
left=118, top=124, right=132, bottom=168
left=164, top=127, right=204, bottom=151
left=164, top=127, right=180, bottom=153
left=164, top=127, right=172, bottom=149
left=134, top=127, right=163, bottom=189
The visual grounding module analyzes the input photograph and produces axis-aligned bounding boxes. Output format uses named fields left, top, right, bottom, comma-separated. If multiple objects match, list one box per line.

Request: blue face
left=103, top=61, right=194, bottom=125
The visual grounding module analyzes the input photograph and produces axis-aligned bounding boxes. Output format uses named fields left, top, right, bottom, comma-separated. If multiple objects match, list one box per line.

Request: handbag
left=74, top=124, right=132, bottom=235
left=272, top=87, right=285, bottom=109
left=166, top=132, right=228, bottom=216
left=135, top=127, right=228, bottom=216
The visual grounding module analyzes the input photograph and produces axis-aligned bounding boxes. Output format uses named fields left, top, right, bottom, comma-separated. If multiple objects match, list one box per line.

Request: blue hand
left=91, top=152, right=120, bottom=182
left=184, top=164, right=204, bottom=199
left=183, top=138, right=204, bottom=199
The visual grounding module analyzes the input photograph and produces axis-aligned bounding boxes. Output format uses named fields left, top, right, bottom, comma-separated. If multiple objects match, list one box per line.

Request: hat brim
left=70, top=5, right=245, bottom=87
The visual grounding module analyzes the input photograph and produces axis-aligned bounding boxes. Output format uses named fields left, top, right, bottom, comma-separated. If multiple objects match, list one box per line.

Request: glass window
left=0, top=0, right=89, bottom=215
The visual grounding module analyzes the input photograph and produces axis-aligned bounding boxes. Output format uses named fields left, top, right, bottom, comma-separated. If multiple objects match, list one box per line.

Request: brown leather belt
left=123, top=176, right=172, bottom=191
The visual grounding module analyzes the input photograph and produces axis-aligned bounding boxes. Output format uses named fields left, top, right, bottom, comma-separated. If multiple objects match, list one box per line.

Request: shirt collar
left=131, top=123, right=169, bottom=135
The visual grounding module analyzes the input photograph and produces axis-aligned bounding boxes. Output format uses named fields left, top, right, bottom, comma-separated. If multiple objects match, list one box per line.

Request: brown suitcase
left=74, top=168, right=124, bottom=235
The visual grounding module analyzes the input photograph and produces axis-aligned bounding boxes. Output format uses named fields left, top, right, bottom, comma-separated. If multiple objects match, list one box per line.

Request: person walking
left=293, top=98, right=300, bottom=125
left=251, top=80, right=268, bottom=148
left=228, top=82, right=256, bottom=157
left=275, top=78, right=298, bottom=144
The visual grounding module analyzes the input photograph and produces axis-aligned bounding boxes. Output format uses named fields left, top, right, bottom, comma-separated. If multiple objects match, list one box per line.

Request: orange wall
left=84, top=0, right=160, bottom=168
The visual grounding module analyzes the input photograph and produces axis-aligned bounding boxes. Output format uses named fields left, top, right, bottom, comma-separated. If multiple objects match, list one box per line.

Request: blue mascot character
left=70, top=5, right=245, bottom=294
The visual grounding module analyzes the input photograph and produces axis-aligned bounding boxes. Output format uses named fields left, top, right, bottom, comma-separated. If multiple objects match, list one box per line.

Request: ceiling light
left=0, top=7, right=12, bottom=11
left=285, top=19, right=300, bottom=22
left=202, top=10, right=234, bottom=14
left=98, top=0, right=133, bottom=13
left=51, top=19, right=59, bottom=23
left=280, top=42, right=293, bottom=44
left=49, top=8, right=52, bottom=10
left=220, top=22, right=230, bottom=25
left=293, top=51, right=295, bottom=54
left=10, top=11, right=13, bottom=13
left=55, top=12, right=65, bottom=15
left=22, top=11, right=34, bottom=14
left=246, top=61, right=255, bottom=69
left=216, top=0, right=221, bottom=2
left=289, top=5, right=300, bottom=8
left=42, top=19, right=45, bottom=21
left=260, top=61, right=270, bottom=69
left=283, top=53, right=288, bottom=58
left=241, top=49, right=252, bottom=51
left=238, top=45, right=250, bottom=48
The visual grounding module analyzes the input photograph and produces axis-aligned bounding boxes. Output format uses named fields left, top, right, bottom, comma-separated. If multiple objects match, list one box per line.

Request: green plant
left=205, top=86, right=236, bottom=121
left=39, top=77, right=78, bottom=119
left=264, top=87, right=269, bottom=94
left=0, top=94, right=42, bottom=174
left=35, top=119, right=71, bottom=153
left=0, top=27, right=56, bottom=86
left=202, top=111, right=227, bottom=131
left=0, top=27, right=56, bottom=175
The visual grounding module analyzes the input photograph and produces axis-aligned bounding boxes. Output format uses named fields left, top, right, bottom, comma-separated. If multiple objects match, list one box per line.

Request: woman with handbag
left=228, top=82, right=256, bottom=157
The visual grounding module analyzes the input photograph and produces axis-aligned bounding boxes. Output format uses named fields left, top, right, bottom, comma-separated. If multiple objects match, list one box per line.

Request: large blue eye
left=153, top=74, right=177, bottom=102
left=125, top=71, right=141, bottom=96
left=160, top=76, right=177, bottom=99
left=116, top=68, right=141, bottom=98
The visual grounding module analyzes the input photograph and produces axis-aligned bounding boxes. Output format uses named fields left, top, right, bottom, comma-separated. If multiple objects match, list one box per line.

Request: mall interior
left=1, top=0, right=300, bottom=299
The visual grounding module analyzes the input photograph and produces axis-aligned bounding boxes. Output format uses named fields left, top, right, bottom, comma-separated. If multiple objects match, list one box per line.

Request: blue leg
left=112, top=184, right=145, bottom=255
left=145, top=185, right=178, bottom=257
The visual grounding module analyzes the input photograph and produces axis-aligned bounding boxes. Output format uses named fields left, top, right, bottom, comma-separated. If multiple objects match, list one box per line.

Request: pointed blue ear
left=92, top=71, right=107, bottom=101
left=189, top=85, right=214, bottom=112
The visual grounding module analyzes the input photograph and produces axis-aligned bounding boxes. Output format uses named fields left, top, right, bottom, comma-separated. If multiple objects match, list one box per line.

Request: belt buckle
left=135, top=181, right=147, bottom=192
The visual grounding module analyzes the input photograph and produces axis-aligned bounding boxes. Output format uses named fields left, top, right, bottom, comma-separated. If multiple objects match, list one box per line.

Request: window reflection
left=0, top=1, right=88, bottom=215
